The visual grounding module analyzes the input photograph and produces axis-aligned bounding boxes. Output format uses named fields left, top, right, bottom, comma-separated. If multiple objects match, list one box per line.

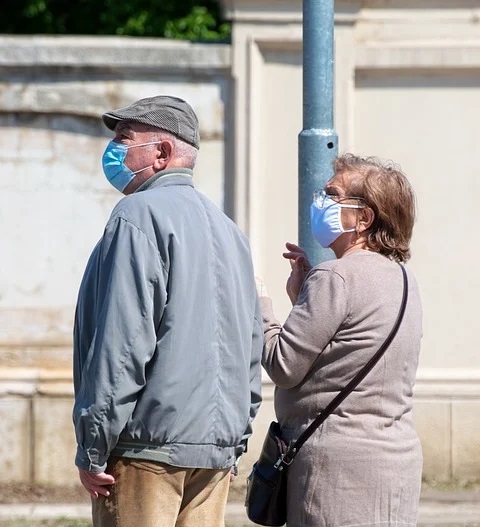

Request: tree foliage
left=0, top=0, right=230, bottom=41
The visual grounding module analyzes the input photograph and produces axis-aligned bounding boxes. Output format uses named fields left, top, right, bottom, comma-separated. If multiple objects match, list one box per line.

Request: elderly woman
left=257, top=154, right=423, bottom=527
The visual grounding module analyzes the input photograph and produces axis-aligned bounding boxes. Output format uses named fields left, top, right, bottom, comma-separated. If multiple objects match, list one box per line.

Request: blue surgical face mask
left=102, top=140, right=158, bottom=192
left=310, top=190, right=364, bottom=248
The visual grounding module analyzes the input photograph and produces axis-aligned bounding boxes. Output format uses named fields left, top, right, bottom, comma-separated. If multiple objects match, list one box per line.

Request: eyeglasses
left=313, top=190, right=366, bottom=209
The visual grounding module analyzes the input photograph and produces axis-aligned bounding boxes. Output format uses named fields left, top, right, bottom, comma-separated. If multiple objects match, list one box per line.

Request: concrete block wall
left=0, top=368, right=75, bottom=483
left=414, top=370, right=480, bottom=484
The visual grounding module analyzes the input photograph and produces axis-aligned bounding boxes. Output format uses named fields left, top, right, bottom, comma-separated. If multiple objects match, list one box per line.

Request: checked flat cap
left=102, top=95, right=200, bottom=149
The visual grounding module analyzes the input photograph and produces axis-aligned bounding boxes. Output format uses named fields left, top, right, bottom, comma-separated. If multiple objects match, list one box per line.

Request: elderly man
left=73, top=95, right=263, bottom=527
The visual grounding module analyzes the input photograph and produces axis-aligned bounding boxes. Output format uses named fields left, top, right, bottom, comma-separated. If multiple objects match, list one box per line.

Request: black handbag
left=244, top=421, right=288, bottom=526
left=245, top=264, right=408, bottom=527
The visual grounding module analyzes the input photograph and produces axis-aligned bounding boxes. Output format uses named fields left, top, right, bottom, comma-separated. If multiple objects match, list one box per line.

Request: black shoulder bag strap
left=276, top=263, right=409, bottom=468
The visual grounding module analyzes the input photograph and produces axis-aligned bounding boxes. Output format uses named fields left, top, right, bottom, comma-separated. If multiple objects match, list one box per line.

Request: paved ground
left=0, top=492, right=479, bottom=526
left=417, top=491, right=480, bottom=527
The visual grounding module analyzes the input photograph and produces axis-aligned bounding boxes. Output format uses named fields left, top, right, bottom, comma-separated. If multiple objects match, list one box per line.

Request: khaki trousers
left=92, top=456, right=231, bottom=527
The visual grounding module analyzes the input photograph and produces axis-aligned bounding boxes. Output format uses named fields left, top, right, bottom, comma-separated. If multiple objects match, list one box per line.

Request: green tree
left=0, top=0, right=230, bottom=41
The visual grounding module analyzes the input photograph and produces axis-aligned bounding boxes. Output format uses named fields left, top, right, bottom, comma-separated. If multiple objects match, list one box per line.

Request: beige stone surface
left=33, top=397, right=77, bottom=484
left=414, top=401, right=452, bottom=483
left=0, top=398, right=31, bottom=482
left=452, top=401, right=480, bottom=483
left=354, top=69, right=480, bottom=371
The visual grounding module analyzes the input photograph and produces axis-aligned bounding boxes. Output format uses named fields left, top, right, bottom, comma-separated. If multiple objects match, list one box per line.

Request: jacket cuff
left=75, top=446, right=108, bottom=474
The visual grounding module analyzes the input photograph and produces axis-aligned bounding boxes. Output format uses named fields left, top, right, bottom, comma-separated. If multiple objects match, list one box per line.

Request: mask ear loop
left=131, top=166, right=151, bottom=175
left=352, top=202, right=370, bottom=243
left=127, top=141, right=160, bottom=175
left=338, top=201, right=364, bottom=236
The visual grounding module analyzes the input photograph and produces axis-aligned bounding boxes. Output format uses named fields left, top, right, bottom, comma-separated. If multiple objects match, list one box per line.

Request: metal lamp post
left=298, top=0, right=338, bottom=265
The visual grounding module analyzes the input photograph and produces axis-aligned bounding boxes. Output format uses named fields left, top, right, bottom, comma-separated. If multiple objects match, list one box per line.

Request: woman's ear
left=358, top=207, right=375, bottom=233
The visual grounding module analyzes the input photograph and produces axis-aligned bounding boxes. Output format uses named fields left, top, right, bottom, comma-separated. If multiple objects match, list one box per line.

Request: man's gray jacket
left=73, top=169, right=263, bottom=473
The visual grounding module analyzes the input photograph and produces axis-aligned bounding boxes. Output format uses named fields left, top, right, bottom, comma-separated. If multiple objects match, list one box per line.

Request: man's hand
left=78, top=468, right=115, bottom=499
left=230, top=463, right=239, bottom=482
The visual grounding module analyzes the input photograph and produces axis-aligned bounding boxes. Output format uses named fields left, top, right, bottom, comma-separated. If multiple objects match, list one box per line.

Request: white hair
left=152, top=130, right=198, bottom=169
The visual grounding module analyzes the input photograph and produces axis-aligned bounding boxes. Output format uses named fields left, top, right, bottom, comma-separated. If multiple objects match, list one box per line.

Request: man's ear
left=358, top=207, right=375, bottom=233
left=153, top=140, right=174, bottom=171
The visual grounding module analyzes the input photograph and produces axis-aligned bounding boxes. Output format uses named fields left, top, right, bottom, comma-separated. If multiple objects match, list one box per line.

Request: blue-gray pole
left=299, top=0, right=338, bottom=265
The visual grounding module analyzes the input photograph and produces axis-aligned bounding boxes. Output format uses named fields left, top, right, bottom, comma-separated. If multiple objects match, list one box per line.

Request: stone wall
left=0, top=35, right=232, bottom=483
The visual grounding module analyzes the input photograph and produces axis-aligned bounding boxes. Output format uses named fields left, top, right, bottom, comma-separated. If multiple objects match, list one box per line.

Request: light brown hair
left=334, top=154, right=417, bottom=262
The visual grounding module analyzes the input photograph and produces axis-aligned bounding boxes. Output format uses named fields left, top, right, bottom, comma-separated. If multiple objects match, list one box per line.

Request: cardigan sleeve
left=261, top=268, right=348, bottom=389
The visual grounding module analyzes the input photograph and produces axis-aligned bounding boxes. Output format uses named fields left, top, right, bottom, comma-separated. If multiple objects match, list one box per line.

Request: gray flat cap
left=102, top=95, right=200, bottom=149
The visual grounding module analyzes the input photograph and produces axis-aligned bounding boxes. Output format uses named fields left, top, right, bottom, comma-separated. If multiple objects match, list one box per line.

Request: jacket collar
left=136, top=168, right=194, bottom=193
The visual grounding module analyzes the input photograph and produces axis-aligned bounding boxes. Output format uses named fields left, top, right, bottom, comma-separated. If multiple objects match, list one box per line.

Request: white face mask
left=310, top=190, right=364, bottom=248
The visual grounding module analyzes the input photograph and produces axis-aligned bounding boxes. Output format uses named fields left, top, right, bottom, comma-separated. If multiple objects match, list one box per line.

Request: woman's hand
left=283, top=242, right=312, bottom=305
